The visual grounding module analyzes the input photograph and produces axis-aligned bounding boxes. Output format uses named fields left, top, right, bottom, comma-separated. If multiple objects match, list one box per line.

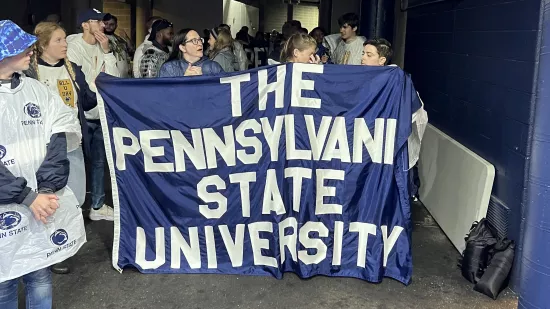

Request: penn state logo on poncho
left=0, top=211, right=22, bottom=230
left=0, top=145, right=5, bottom=160
left=50, top=229, right=69, bottom=246
left=24, top=103, right=41, bottom=118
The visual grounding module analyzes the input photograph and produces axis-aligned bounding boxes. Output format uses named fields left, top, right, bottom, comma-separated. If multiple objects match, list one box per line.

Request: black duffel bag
left=458, top=219, right=498, bottom=283
left=474, top=239, right=515, bottom=299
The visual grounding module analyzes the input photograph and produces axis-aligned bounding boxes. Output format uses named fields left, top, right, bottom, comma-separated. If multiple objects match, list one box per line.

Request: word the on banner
left=96, top=63, right=419, bottom=284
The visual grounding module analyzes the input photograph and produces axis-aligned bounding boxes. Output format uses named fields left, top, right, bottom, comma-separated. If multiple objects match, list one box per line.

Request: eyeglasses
left=184, top=38, right=204, bottom=45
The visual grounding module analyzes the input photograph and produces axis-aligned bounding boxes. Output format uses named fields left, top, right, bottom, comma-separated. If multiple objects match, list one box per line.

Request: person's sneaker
left=89, top=205, right=114, bottom=221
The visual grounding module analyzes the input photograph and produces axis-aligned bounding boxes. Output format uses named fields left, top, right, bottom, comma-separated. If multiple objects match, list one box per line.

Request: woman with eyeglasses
left=159, top=28, right=223, bottom=77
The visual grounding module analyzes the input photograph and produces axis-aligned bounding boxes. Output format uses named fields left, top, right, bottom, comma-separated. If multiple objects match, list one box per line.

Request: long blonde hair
left=280, top=33, right=317, bottom=63
left=209, top=28, right=234, bottom=60
left=32, top=22, right=78, bottom=89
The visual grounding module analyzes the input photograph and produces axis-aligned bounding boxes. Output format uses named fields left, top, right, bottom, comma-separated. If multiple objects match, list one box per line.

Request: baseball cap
left=148, top=19, right=173, bottom=41
left=0, top=20, right=37, bottom=62
left=77, top=8, right=106, bottom=25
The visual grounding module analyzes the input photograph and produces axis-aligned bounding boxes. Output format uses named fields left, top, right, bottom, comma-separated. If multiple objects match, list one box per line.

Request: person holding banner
left=279, top=33, right=321, bottom=64
left=159, top=28, right=223, bottom=77
left=360, top=38, right=428, bottom=197
left=207, top=27, right=236, bottom=72
left=361, top=38, right=393, bottom=67
left=0, top=20, right=83, bottom=309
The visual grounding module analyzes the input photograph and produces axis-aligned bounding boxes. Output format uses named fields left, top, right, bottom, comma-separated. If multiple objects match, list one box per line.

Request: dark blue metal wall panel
left=404, top=0, right=541, bottom=292
left=519, top=2, right=550, bottom=306
left=454, top=1, right=539, bottom=31
left=518, top=0, right=550, bottom=308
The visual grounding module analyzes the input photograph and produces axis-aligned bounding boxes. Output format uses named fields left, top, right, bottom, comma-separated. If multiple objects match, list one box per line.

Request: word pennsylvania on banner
left=96, top=63, right=420, bottom=284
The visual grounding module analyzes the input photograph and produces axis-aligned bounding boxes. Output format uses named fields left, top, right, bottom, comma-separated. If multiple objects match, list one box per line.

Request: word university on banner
left=96, top=63, right=421, bottom=285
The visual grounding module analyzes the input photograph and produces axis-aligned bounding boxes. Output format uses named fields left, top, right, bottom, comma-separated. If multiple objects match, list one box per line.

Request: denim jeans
left=409, top=164, right=420, bottom=198
left=0, top=268, right=52, bottom=309
left=86, top=121, right=106, bottom=210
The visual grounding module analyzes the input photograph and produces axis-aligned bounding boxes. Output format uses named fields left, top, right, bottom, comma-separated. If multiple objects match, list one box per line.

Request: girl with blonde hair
left=280, top=33, right=321, bottom=64
left=24, top=21, right=97, bottom=274
left=208, top=27, right=236, bottom=72
left=26, top=22, right=97, bottom=131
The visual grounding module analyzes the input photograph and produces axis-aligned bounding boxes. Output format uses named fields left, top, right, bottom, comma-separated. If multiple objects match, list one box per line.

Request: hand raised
left=309, top=54, right=321, bottom=64
left=94, top=32, right=110, bottom=53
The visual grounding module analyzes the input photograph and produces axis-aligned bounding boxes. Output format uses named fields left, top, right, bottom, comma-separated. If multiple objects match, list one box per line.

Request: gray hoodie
left=212, top=47, right=236, bottom=72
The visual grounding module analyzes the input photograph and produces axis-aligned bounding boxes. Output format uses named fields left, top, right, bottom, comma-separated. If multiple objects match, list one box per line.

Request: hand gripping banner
left=97, top=63, right=420, bottom=284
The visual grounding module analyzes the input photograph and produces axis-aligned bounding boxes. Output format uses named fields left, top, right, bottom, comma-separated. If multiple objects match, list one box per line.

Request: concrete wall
left=404, top=0, right=540, bottom=271
left=331, top=0, right=360, bottom=33
left=262, top=0, right=320, bottom=34
left=135, top=0, right=152, bottom=46
left=223, top=0, right=260, bottom=36
left=264, top=0, right=288, bottom=33
left=153, top=0, right=223, bottom=33
left=103, top=0, right=132, bottom=38
left=234, top=0, right=260, bottom=7
left=293, top=4, right=319, bottom=33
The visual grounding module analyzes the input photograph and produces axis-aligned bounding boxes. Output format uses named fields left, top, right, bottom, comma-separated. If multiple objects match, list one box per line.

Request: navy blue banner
left=96, top=63, right=418, bottom=284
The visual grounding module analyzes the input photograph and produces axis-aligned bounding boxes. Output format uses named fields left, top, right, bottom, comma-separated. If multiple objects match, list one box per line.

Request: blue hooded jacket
left=159, top=57, right=224, bottom=77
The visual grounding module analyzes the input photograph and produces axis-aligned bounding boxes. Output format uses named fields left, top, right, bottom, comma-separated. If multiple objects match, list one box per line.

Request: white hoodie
left=133, top=34, right=151, bottom=78
left=66, top=33, right=120, bottom=119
